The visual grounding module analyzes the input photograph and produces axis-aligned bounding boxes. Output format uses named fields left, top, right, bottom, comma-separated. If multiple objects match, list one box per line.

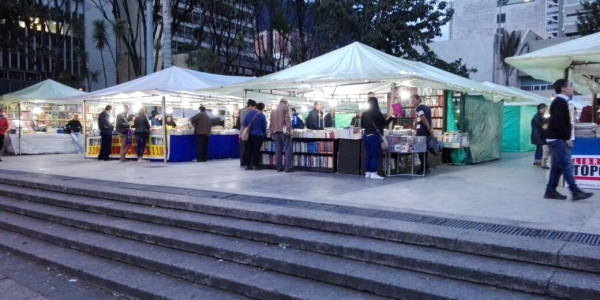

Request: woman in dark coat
left=530, top=103, right=548, bottom=166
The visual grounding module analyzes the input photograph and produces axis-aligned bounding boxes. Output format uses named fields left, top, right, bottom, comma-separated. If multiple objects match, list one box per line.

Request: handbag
left=372, top=121, right=388, bottom=150
left=427, top=135, right=439, bottom=155
left=240, top=112, right=260, bottom=142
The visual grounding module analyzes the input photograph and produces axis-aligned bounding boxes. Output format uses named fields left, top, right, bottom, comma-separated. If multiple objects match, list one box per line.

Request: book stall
left=385, top=130, right=427, bottom=177
left=0, top=80, right=86, bottom=155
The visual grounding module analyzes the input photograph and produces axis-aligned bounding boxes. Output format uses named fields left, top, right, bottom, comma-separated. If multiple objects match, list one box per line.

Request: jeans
left=546, top=140, right=579, bottom=192
left=273, top=132, right=293, bottom=169
left=135, top=133, right=148, bottom=158
left=98, top=131, right=112, bottom=160
left=542, top=145, right=551, bottom=167
left=363, top=134, right=381, bottom=173
left=534, top=144, right=543, bottom=162
left=70, top=132, right=83, bottom=153
left=244, top=135, right=263, bottom=167
left=196, top=134, right=209, bottom=162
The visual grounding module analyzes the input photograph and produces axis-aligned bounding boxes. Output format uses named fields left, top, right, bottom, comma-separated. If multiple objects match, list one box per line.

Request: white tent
left=62, top=66, right=252, bottom=103
left=482, top=82, right=551, bottom=106
left=198, top=42, right=510, bottom=102
left=1, top=79, right=86, bottom=103
left=505, top=32, right=600, bottom=94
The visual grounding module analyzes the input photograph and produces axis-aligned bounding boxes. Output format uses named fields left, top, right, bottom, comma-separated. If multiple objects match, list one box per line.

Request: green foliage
left=576, top=0, right=600, bottom=36
left=499, top=30, right=524, bottom=85
left=185, top=49, right=222, bottom=74
left=419, top=51, right=478, bottom=79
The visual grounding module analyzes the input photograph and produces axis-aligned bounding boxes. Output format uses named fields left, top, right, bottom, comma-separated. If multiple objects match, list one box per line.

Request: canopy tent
left=197, top=42, right=512, bottom=103
left=482, top=82, right=551, bottom=105
left=0, top=79, right=86, bottom=103
left=505, top=32, right=600, bottom=95
left=61, top=66, right=252, bottom=104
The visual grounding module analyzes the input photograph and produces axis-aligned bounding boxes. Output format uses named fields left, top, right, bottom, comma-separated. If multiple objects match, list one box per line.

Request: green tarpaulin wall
left=335, top=113, right=354, bottom=128
left=502, top=106, right=537, bottom=152
left=462, top=95, right=503, bottom=164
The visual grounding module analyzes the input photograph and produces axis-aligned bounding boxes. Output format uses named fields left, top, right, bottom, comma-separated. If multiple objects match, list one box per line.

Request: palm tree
left=499, top=30, right=526, bottom=86
left=92, top=20, right=109, bottom=87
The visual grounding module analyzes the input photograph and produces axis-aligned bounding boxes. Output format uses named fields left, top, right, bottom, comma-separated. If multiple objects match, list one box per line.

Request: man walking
left=412, top=94, right=432, bottom=175
left=531, top=103, right=547, bottom=167
left=116, top=105, right=131, bottom=162
left=97, top=105, right=113, bottom=161
left=544, top=79, right=593, bottom=201
left=269, top=98, right=294, bottom=172
left=190, top=106, right=212, bottom=162
left=0, top=107, right=9, bottom=162
left=66, top=115, right=83, bottom=154
left=238, top=99, right=257, bottom=166
left=306, top=101, right=324, bottom=130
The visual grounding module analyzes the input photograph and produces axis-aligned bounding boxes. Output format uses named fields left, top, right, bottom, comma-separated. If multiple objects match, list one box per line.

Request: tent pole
left=162, top=96, right=168, bottom=163
left=82, top=100, right=87, bottom=157
left=18, top=102, right=21, bottom=155
left=593, top=93, right=598, bottom=124
left=388, top=83, right=395, bottom=129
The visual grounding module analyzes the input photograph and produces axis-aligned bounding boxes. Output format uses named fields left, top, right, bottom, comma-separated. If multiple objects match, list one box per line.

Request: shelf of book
left=260, top=137, right=338, bottom=172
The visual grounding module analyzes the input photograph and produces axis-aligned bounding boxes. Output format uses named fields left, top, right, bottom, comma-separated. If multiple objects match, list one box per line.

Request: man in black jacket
left=530, top=103, right=547, bottom=167
left=97, top=105, right=113, bottom=161
left=116, top=105, right=131, bottom=162
left=544, top=79, right=593, bottom=201
left=305, top=101, right=323, bottom=130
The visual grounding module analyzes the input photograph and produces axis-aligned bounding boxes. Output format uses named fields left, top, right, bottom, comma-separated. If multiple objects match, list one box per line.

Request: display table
left=85, top=133, right=239, bottom=162
left=9, top=133, right=80, bottom=155
left=572, top=138, right=600, bottom=189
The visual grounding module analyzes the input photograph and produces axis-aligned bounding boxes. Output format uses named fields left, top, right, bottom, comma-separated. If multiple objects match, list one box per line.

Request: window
left=520, top=77, right=553, bottom=91
left=497, top=13, right=506, bottom=24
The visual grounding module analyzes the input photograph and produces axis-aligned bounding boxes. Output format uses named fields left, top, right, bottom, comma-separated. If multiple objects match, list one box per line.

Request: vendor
left=579, top=98, right=600, bottom=125
left=149, top=110, right=162, bottom=126
left=164, top=115, right=177, bottom=128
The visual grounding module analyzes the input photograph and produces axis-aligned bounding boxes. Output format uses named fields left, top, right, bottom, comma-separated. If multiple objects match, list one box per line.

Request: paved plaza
left=1, top=152, right=598, bottom=234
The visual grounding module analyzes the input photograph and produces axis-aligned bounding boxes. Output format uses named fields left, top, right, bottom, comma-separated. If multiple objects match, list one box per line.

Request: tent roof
left=198, top=42, right=509, bottom=101
left=1, top=79, right=86, bottom=103
left=62, top=66, right=252, bottom=102
left=482, top=82, right=551, bottom=105
left=505, top=32, right=600, bottom=94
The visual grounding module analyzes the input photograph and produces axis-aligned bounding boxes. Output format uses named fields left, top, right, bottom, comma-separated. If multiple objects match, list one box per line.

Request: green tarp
left=502, top=106, right=537, bottom=152
left=463, top=95, right=503, bottom=164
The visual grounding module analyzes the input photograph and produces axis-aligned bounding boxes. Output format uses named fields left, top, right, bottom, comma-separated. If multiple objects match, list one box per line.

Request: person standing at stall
left=66, top=115, right=83, bottom=154
left=0, top=107, right=9, bottom=162
left=190, top=106, right=212, bottom=162
left=133, top=107, right=151, bottom=163
left=351, top=111, right=362, bottom=127
left=97, top=105, right=113, bottom=161
left=531, top=103, right=547, bottom=167
left=305, top=101, right=324, bottom=130
left=544, top=79, right=593, bottom=201
left=238, top=99, right=257, bottom=167
left=412, top=94, right=433, bottom=175
left=116, top=105, right=131, bottom=162
left=244, top=102, right=266, bottom=170
left=269, top=98, right=293, bottom=172
left=291, top=108, right=305, bottom=129
left=361, top=97, right=395, bottom=180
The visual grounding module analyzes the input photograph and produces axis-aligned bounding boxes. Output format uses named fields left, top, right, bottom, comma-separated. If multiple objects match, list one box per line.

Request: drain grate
left=7, top=170, right=600, bottom=247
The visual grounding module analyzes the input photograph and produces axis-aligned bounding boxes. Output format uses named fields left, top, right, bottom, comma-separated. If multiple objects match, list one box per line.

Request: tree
left=419, top=51, right=478, bottom=79
left=576, top=0, right=600, bottom=36
left=92, top=20, right=111, bottom=87
left=185, top=49, right=222, bottom=73
left=499, top=30, right=526, bottom=86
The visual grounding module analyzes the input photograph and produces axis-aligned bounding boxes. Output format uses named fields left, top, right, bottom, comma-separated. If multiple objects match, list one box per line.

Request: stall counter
left=572, top=138, right=600, bottom=189
left=9, top=133, right=80, bottom=155
left=85, top=133, right=239, bottom=162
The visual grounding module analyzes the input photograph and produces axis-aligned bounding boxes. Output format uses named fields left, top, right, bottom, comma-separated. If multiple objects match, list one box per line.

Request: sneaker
left=541, top=166, right=550, bottom=169
left=533, top=162, right=541, bottom=166
left=370, top=174, right=385, bottom=180
left=365, top=172, right=371, bottom=178
left=572, top=190, right=594, bottom=201
left=544, top=190, right=567, bottom=200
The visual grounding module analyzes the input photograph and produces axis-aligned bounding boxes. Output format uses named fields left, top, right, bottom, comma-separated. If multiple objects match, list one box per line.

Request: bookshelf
left=5, top=102, right=82, bottom=132
left=261, top=137, right=338, bottom=173
left=397, top=88, right=445, bottom=131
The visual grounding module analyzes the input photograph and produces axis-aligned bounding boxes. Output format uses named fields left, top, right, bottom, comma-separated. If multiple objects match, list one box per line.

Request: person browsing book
left=412, top=94, right=432, bottom=175
left=243, top=102, right=266, bottom=170
left=269, top=98, right=294, bottom=172
left=361, top=97, right=395, bottom=180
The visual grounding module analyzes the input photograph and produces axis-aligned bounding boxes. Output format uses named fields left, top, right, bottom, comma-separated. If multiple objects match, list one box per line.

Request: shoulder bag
left=372, top=121, right=388, bottom=150
left=240, top=112, right=260, bottom=142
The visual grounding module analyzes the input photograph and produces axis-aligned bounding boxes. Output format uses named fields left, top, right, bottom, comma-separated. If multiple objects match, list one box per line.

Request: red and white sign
left=573, top=155, right=600, bottom=189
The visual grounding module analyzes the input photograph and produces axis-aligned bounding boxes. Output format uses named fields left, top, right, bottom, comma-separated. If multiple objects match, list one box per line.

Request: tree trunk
left=100, top=51, right=107, bottom=88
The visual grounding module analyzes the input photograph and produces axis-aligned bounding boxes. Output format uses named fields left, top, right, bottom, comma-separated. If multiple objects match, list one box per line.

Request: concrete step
left=1, top=180, right=598, bottom=275
left=0, top=211, right=392, bottom=300
left=0, top=229, right=249, bottom=300
left=0, top=196, right=575, bottom=299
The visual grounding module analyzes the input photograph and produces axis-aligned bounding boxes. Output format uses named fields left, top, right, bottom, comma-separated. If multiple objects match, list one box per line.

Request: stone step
left=0, top=180, right=598, bottom=276
left=0, top=229, right=249, bottom=300
left=0, top=195, right=576, bottom=299
left=0, top=211, right=392, bottom=300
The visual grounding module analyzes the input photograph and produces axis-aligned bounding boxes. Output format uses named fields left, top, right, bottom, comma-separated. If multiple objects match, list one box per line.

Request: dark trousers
left=546, top=140, right=579, bottom=192
left=135, top=133, right=148, bottom=158
left=244, top=135, right=263, bottom=167
left=417, top=133, right=428, bottom=172
left=196, top=134, right=209, bottom=162
left=0, top=135, right=4, bottom=155
left=363, top=134, right=381, bottom=173
left=98, top=131, right=112, bottom=160
left=239, top=141, right=246, bottom=166
left=534, top=144, right=543, bottom=162
left=273, top=132, right=293, bottom=169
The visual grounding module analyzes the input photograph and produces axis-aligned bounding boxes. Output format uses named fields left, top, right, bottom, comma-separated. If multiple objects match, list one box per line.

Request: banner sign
left=86, top=135, right=166, bottom=160
left=573, top=155, right=600, bottom=189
